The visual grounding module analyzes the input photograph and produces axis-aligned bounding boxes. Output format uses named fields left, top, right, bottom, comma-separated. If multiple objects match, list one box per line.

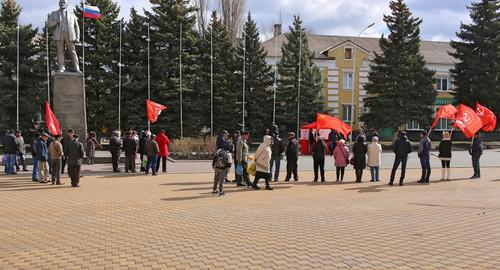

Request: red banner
left=146, top=99, right=167, bottom=123
left=45, top=101, right=61, bottom=136
left=454, top=104, right=483, bottom=138
left=476, top=103, right=497, bottom=132
left=315, top=113, right=352, bottom=139
left=432, top=104, right=457, bottom=128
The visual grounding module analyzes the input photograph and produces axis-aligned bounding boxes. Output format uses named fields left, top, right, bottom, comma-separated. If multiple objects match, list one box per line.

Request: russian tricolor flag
left=83, top=5, right=101, bottom=20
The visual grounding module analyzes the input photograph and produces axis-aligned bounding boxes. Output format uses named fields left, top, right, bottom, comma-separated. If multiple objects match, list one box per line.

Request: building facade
left=263, top=34, right=456, bottom=134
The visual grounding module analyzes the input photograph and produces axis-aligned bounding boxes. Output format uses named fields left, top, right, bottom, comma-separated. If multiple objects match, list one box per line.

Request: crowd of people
left=210, top=127, right=485, bottom=196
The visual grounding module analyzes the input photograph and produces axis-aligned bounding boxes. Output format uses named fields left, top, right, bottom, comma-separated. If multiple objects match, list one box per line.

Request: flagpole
left=118, top=20, right=122, bottom=131
left=296, top=30, right=302, bottom=137
left=179, top=22, right=183, bottom=138
left=46, top=22, right=50, bottom=105
left=81, top=0, right=88, bottom=137
left=210, top=25, right=213, bottom=137
left=16, top=22, right=20, bottom=131
left=147, top=22, right=151, bottom=131
left=273, top=32, right=278, bottom=126
left=242, top=30, right=246, bottom=132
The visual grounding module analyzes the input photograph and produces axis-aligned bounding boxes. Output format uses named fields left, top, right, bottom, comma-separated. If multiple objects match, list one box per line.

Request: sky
left=17, top=0, right=474, bottom=41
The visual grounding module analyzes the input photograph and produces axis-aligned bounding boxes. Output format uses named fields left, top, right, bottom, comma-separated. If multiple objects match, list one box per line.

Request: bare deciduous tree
left=218, top=0, right=246, bottom=44
left=192, top=0, right=210, bottom=34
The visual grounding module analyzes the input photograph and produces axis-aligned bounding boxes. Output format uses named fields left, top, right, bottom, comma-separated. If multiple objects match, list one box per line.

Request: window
left=342, top=105, right=354, bottom=122
left=436, top=76, right=452, bottom=91
left=344, top=47, right=353, bottom=60
left=406, top=121, right=422, bottom=131
left=343, top=72, right=353, bottom=90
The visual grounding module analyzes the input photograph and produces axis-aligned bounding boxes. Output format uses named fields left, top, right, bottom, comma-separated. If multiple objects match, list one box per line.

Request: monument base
left=53, top=72, right=87, bottom=139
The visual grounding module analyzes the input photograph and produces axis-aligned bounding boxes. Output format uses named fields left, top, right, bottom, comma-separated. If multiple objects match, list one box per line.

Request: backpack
left=214, top=150, right=228, bottom=169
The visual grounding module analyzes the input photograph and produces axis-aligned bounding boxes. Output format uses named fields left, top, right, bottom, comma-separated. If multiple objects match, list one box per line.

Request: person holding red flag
left=476, top=103, right=497, bottom=132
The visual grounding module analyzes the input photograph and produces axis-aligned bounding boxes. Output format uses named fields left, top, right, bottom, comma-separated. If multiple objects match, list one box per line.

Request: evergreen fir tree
left=0, top=0, right=43, bottom=131
left=276, top=15, right=323, bottom=133
left=75, top=0, right=121, bottom=135
left=361, top=0, right=436, bottom=133
left=121, top=8, right=149, bottom=131
left=146, top=0, right=201, bottom=137
left=196, top=11, right=239, bottom=134
left=450, top=0, right=500, bottom=118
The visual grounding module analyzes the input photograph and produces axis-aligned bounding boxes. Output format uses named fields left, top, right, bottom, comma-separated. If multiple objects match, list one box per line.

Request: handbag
left=350, top=157, right=356, bottom=167
left=247, top=161, right=257, bottom=176
left=235, top=164, right=243, bottom=176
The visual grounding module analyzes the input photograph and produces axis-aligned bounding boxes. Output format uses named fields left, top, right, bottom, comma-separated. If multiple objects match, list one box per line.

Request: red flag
left=146, top=99, right=167, bottom=123
left=315, top=113, right=352, bottom=139
left=476, top=103, right=497, bottom=132
left=432, top=104, right=457, bottom=128
left=453, top=104, right=483, bottom=139
left=45, top=101, right=61, bottom=136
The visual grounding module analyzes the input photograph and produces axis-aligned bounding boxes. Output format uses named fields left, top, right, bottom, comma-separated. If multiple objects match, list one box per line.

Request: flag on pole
left=45, top=101, right=61, bottom=136
left=476, top=102, right=497, bottom=132
left=146, top=99, right=167, bottom=123
left=432, top=104, right=458, bottom=128
left=315, top=113, right=352, bottom=139
left=83, top=5, right=101, bottom=20
left=453, top=104, right=483, bottom=139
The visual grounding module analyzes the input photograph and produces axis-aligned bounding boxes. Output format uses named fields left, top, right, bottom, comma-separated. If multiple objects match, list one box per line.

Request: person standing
left=86, top=131, right=99, bottom=165
left=438, top=131, right=452, bottom=181
left=328, top=129, right=338, bottom=156
left=352, top=135, right=368, bottom=183
left=284, top=132, right=299, bottom=182
left=216, top=130, right=229, bottom=150
left=155, top=130, right=170, bottom=173
left=389, top=131, right=413, bottom=186
left=252, top=135, right=274, bottom=190
left=308, top=129, right=315, bottom=155
left=123, top=131, right=138, bottom=173
left=145, top=134, right=159, bottom=176
left=61, top=129, right=75, bottom=175
left=109, top=131, right=122, bottom=173
left=67, top=134, right=84, bottom=187
left=333, top=139, right=349, bottom=182
left=312, top=136, right=327, bottom=182
left=36, top=133, right=50, bottom=183
left=469, top=133, right=483, bottom=179
left=235, top=131, right=252, bottom=187
left=139, top=130, right=148, bottom=172
left=233, top=131, right=242, bottom=183
left=212, top=148, right=231, bottom=196
left=48, top=134, right=64, bottom=185
left=31, top=132, right=40, bottom=181
left=15, top=130, right=28, bottom=172
left=417, top=130, right=432, bottom=184
left=270, top=131, right=285, bottom=182
left=3, top=130, right=18, bottom=175
left=367, top=136, right=382, bottom=182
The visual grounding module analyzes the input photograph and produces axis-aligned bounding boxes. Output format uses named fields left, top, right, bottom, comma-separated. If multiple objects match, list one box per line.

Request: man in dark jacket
left=67, top=134, right=84, bottom=187
left=312, top=136, right=327, bottom=182
left=328, top=130, right=338, bottom=156
left=138, top=130, right=148, bottom=172
left=122, top=131, right=138, bottom=173
left=3, top=130, right=18, bottom=175
left=417, top=130, right=432, bottom=184
left=61, top=129, right=75, bottom=175
left=31, top=132, right=40, bottom=181
left=389, top=131, right=413, bottom=186
left=109, top=131, right=122, bottom=173
left=284, top=132, right=299, bottom=182
left=216, top=130, right=229, bottom=150
left=308, top=129, right=315, bottom=155
left=469, top=133, right=483, bottom=179
left=270, top=131, right=285, bottom=182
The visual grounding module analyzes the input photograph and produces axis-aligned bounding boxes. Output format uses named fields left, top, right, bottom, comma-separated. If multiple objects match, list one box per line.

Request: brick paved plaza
left=1, top=166, right=500, bottom=269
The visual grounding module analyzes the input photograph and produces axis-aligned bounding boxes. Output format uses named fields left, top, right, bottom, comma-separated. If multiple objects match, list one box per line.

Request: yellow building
left=263, top=33, right=456, bottom=133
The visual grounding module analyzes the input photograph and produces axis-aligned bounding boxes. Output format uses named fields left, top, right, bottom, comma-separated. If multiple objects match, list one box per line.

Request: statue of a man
left=47, top=0, right=80, bottom=73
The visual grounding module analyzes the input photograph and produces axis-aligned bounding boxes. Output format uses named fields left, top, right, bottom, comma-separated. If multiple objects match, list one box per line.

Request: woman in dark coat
left=438, top=131, right=452, bottom=181
left=352, top=135, right=368, bottom=182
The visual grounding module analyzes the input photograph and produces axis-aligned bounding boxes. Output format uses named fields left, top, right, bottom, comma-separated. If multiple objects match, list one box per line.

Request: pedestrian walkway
left=1, top=167, right=499, bottom=269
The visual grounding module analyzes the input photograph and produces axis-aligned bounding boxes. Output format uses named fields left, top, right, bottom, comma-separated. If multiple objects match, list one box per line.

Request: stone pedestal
left=53, top=72, right=87, bottom=139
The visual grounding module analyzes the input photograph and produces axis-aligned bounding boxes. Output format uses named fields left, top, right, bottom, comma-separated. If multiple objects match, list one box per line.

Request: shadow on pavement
left=0, top=185, right=72, bottom=192
left=162, top=185, right=292, bottom=202
left=344, top=185, right=388, bottom=193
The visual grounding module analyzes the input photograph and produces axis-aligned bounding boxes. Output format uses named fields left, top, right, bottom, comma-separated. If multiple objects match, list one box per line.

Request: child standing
left=212, top=148, right=231, bottom=196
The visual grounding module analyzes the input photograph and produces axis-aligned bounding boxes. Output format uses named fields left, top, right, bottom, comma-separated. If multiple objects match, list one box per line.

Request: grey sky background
left=17, top=0, right=473, bottom=41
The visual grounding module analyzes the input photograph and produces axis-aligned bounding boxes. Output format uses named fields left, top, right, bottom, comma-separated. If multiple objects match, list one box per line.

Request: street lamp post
left=350, top=23, right=375, bottom=142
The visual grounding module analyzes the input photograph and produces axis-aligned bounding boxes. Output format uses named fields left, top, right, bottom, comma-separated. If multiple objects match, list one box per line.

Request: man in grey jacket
left=15, top=130, right=28, bottom=172
left=235, top=131, right=251, bottom=187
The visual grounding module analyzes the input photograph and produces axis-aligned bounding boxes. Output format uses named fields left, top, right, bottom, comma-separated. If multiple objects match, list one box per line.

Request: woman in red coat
left=155, top=130, right=170, bottom=173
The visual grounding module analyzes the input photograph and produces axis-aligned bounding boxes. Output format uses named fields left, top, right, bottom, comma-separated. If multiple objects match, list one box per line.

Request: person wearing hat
left=3, top=130, right=18, bottom=175
left=36, top=133, right=50, bottom=183
left=49, top=134, right=64, bottom=185
left=284, top=132, right=299, bottom=182
left=67, top=134, right=84, bottom=187
left=235, top=131, right=252, bottom=187
left=15, top=130, right=28, bottom=172
left=216, top=130, right=229, bottom=150
left=123, top=131, right=138, bottom=173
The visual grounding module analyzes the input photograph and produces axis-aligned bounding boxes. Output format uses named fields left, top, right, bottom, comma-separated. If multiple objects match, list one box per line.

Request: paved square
left=1, top=166, right=500, bottom=269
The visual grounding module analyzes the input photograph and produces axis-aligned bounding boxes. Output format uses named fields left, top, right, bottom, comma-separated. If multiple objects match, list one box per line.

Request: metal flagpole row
left=242, top=31, right=246, bottom=132
left=118, top=20, right=122, bottom=131
left=46, top=22, right=50, bottom=105
left=210, top=25, right=214, bottom=137
left=273, top=32, right=278, bottom=126
left=16, top=22, right=20, bottom=131
left=179, top=22, right=183, bottom=138
left=81, top=0, right=88, bottom=137
left=296, top=30, right=302, bottom=138
left=147, top=22, right=151, bottom=130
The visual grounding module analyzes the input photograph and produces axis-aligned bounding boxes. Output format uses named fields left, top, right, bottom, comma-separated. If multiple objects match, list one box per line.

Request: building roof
left=263, top=34, right=456, bottom=65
